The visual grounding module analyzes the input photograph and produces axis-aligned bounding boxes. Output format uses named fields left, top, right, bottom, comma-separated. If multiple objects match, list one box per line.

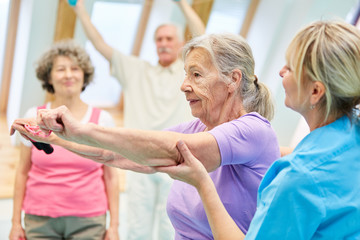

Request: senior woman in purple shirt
left=11, top=33, right=280, bottom=239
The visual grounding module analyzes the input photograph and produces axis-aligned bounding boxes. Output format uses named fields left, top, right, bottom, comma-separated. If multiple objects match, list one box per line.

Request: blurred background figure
left=9, top=40, right=119, bottom=240
left=68, top=0, right=205, bottom=239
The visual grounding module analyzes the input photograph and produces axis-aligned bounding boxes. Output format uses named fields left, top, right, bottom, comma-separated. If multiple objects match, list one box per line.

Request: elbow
left=204, top=161, right=220, bottom=173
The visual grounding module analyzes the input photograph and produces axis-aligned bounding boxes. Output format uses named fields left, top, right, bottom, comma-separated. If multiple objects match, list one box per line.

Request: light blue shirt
left=246, top=115, right=360, bottom=239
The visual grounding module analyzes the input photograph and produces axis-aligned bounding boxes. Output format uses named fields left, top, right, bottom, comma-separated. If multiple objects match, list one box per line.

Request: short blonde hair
left=286, top=20, right=360, bottom=121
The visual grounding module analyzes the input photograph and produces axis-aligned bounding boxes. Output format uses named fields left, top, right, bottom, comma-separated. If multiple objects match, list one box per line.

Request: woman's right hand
left=9, top=223, right=26, bottom=240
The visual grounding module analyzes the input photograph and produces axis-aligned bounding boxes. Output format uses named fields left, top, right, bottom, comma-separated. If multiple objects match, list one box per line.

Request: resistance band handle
left=31, top=140, right=54, bottom=154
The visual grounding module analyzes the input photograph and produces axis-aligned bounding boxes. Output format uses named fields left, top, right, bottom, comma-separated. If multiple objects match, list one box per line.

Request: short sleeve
left=245, top=164, right=325, bottom=239
left=164, top=119, right=205, bottom=133
left=208, top=114, right=274, bottom=166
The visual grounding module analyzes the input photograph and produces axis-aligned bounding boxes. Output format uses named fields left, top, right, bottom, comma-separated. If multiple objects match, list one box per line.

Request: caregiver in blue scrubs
left=156, top=19, right=360, bottom=240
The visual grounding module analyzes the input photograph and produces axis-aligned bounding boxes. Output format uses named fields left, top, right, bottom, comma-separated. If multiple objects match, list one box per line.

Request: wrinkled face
left=155, top=25, right=182, bottom=67
left=279, top=62, right=311, bottom=115
left=50, top=56, right=84, bottom=97
left=181, top=48, right=229, bottom=124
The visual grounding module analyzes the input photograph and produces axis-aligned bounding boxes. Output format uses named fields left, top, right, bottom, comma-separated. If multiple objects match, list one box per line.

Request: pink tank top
left=23, top=105, right=108, bottom=218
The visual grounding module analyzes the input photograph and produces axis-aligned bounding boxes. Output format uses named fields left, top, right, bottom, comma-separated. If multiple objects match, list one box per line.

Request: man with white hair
left=69, top=0, right=205, bottom=239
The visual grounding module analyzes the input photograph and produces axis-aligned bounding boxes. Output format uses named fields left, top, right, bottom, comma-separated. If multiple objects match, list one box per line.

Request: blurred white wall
left=0, top=0, right=10, bottom=89
left=7, top=0, right=58, bottom=144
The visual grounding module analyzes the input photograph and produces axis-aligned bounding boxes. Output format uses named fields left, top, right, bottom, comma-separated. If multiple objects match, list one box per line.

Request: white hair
left=154, top=23, right=184, bottom=42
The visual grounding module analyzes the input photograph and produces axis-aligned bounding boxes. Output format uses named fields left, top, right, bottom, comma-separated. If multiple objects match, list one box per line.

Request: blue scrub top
left=246, top=115, right=360, bottom=239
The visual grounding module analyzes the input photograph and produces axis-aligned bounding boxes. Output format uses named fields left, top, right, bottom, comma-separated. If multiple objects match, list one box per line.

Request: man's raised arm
left=69, top=0, right=114, bottom=61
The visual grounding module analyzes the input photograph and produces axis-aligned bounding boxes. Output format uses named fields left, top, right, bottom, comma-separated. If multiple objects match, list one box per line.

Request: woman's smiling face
left=50, top=56, right=84, bottom=97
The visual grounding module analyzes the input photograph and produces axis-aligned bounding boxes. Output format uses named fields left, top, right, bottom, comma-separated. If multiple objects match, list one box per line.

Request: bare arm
left=51, top=136, right=156, bottom=173
left=10, top=118, right=155, bottom=173
left=176, top=0, right=206, bottom=37
left=32, top=106, right=222, bottom=171
left=9, top=144, right=31, bottom=240
left=69, top=117, right=220, bottom=171
left=198, top=181, right=245, bottom=240
left=156, top=141, right=245, bottom=240
left=70, top=0, right=113, bottom=61
left=103, top=166, right=120, bottom=240
left=66, top=123, right=219, bottom=171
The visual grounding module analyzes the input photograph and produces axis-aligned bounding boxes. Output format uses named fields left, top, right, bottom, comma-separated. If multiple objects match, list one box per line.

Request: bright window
left=206, top=0, right=250, bottom=34
left=0, top=0, right=10, bottom=87
left=81, top=1, right=142, bottom=107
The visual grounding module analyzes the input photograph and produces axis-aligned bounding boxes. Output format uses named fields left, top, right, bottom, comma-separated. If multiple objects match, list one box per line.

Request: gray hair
left=182, top=33, right=274, bottom=120
left=36, top=39, right=94, bottom=94
left=154, top=23, right=184, bottom=42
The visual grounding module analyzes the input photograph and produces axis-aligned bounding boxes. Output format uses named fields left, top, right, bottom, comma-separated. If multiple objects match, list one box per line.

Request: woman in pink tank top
left=9, top=40, right=119, bottom=240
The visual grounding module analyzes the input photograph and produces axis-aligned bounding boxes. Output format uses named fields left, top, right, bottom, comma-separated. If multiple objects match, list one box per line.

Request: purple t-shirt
left=166, top=112, right=280, bottom=239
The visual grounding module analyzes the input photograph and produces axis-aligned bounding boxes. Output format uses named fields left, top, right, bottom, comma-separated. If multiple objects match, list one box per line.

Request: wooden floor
left=0, top=114, right=20, bottom=199
left=0, top=107, right=126, bottom=199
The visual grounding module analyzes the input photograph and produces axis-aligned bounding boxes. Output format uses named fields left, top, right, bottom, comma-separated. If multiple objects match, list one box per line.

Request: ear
left=309, top=81, right=326, bottom=105
left=228, top=69, right=242, bottom=93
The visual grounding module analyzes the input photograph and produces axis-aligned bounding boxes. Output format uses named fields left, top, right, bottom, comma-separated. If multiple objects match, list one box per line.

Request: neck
left=204, top=99, right=247, bottom=131
left=304, top=109, right=338, bottom=131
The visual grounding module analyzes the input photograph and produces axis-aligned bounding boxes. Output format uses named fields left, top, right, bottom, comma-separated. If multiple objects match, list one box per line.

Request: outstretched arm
left=14, top=106, right=221, bottom=171
left=69, top=0, right=113, bottom=61
left=10, top=118, right=155, bottom=173
left=175, top=0, right=206, bottom=37
left=53, top=135, right=157, bottom=173
left=156, top=141, right=245, bottom=240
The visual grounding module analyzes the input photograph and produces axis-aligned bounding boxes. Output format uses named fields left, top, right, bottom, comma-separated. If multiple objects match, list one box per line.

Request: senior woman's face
left=50, top=56, right=85, bottom=97
left=181, top=48, right=229, bottom=124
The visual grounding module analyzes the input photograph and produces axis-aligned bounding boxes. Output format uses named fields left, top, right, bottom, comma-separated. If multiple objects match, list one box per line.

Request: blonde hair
left=286, top=20, right=360, bottom=121
left=182, top=33, right=274, bottom=120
